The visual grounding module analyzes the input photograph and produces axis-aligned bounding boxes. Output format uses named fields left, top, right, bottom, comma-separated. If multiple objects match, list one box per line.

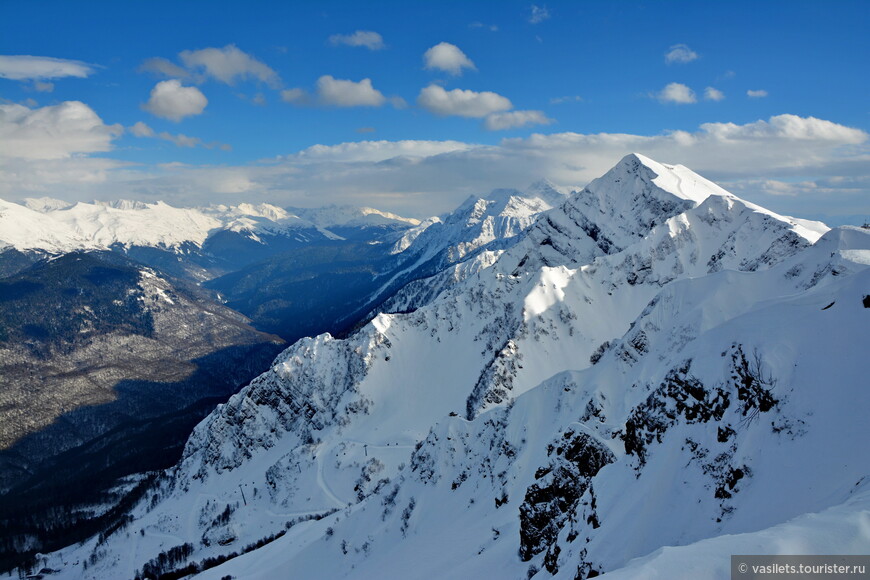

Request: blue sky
left=1, top=0, right=868, bottom=222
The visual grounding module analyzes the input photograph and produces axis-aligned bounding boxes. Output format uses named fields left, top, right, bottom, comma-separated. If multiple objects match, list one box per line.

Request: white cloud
left=0, top=101, right=122, bottom=160
left=316, top=76, right=386, bottom=107
left=0, top=158, right=128, bottom=198
left=280, top=88, right=310, bottom=105
left=747, top=89, right=769, bottom=98
left=257, top=115, right=867, bottom=218
left=33, top=81, right=54, bottom=93
left=389, top=96, right=409, bottom=109
left=129, top=121, right=155, bottom=137
left=138, top=57, right=191, bottom=79
left=423, top=42, right=476, bottom=76
left=160, top=132, right=201, bottom=148
left=128, top=121, right=230, bottom=150
left=484, top=110, right=554, bottom=131
left=417, top=84, right=512, bottom=118
left=529, top=5, right=551, bottom=24
left=704, top=87, right=725, bottom=101
left=286, top=140, right=475, bottom=164
left=658, top=82, right=697, bottom=104
left=142, top=80, right=208, bottom=122
left=665, top=44, right=699, bottom=64
left=698, top=114, right=865, bottom=142
left=3, top=114, right=866, bottom=225
left=179, top=45, right=279, bottom=87
left=469, top=22, right=499, bottom=32
left=328, top=30, right=385, bottom=50
left=0, top=55, right=94, bottom=80
left=550, top=95, right=583, bottom=105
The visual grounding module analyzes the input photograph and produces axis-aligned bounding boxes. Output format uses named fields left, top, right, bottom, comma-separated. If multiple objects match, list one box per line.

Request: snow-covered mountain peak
left=92, top=199, right=153, bottom=211
left=524, top=178, right=572, bottom=206
left=397, top=184, right=562, bottom=267
left=21, top=196, right=75, bottom=212
left=230, top=202, right=292, bottom=222
left=289, top=204, right=421, bottom=228
left=578, top=153, right=718, bottom=227
left=622, top=153, right=728, bottom=202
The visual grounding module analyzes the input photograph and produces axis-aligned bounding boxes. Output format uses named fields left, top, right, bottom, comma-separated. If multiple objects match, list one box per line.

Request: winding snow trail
left=316, top=451, right=351, bottom=508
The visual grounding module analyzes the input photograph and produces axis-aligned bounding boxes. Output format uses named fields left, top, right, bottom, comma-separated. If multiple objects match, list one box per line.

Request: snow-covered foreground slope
left=31, top=155, right=868, bottom=580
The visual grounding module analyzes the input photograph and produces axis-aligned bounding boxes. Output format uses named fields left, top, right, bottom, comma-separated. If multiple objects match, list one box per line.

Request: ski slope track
left=26, top=154, right=869, bottom=580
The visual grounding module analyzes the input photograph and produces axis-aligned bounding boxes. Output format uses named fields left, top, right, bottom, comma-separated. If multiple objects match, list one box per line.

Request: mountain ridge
left=15, top=154, right=869, bottom=579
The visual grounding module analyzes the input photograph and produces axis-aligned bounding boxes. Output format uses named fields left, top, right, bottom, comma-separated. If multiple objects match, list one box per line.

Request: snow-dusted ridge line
left=30, top=154, right=869, bottom=580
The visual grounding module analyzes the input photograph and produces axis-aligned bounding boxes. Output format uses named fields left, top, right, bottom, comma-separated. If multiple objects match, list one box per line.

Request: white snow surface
left=29, top=154, right=867, bottom=580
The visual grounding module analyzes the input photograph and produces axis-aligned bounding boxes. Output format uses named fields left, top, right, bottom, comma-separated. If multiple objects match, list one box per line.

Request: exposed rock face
left=519, top=431, right=614, bottom=568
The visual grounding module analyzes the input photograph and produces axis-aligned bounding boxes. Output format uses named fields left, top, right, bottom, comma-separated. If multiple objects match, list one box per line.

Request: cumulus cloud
left=529, top=5, right=551, bottom=24
left=316, top=76, right=386, bottom=107
left=138, top=57, right=191, bottom=79
left=417, top=84, right=512, bottom=118
left=33, top=81, right=54, bottom=93
left=129, top=121, right=155, bottom=138
left=658, top=82, right=696, bottom=104
left=484, top=110, right=554, bottom=131
left=179, top=45, right=280, bottom=87
left=328, top=30, right=385, bottom=50
left=0, top=55, right=94, bottom=80
left=142, top=80, right=208, bottom=122
left=747, top=89, right=768, bottom=98
left=665, top=44, right=699, bottom=64
left=128, top=121, right=230, bottom=150
left=281, top=78, right=397, bottom=108
left=704, top=87, right=725, bottom=101
left=0, top=101, right=122, bottom=160
left=697, top=114, right=865, bottom=143
left=423, top=42, right=476, bottom=76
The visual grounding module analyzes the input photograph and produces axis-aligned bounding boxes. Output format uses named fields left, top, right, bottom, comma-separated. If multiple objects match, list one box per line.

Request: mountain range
left=0, top=176, right=563, bottom=570
left=3, top=154, right=868, bottom=579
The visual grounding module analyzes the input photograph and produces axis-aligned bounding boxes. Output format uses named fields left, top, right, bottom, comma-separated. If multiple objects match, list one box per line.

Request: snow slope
left=28, top=155, right=867, bottom=580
